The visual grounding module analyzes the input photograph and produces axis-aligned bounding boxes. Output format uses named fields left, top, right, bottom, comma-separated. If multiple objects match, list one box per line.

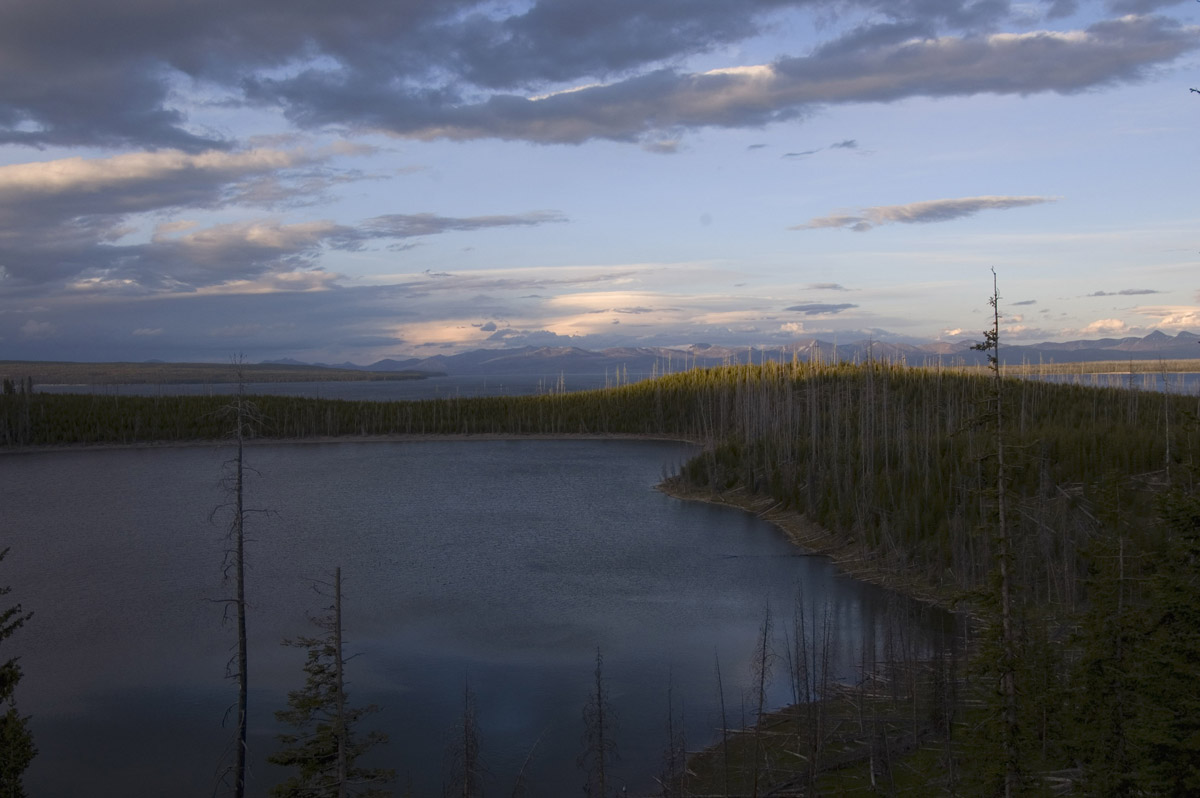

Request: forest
left=2, top=353, right=1199, bottom=796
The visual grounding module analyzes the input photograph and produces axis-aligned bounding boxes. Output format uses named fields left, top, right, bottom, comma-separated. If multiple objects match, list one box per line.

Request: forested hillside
left=4, top=362, right=1199, bottom=794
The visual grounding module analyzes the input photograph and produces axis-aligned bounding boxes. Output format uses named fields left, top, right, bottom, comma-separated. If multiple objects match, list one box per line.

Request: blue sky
left=1, top=0, right=1197, bottom=363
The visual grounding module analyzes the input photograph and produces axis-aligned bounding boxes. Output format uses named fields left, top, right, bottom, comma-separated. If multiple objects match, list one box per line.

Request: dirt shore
left=656, top=481, right=959, bottom=611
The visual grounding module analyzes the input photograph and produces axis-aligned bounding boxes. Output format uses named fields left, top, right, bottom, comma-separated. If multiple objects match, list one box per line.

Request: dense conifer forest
left=3, top=361, right=1199, bottom=794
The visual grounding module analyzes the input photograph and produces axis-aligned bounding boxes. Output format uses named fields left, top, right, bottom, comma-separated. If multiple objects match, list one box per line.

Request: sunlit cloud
left=1135, top=305, right=1200, bottom=329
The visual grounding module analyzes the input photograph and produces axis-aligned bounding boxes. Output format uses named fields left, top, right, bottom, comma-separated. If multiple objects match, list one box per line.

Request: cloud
left=1012, top=299, right=1037, bottom=305
left=1134, top=304, right=1200, bottom=329
left=1087, top=288, right=1162, bottom=296
left=1081, top=318, right=1130, bottom=335
left=0, top=145, right=566, bottom=292
left=829, top=139, right=858, bottom=149
left=361, top=211, right=566, bottom=240
left=785, top=302, right=858, bottom=315
left=246, top=16, right=1200, bottom=146
left=0, top=2, right=1193, bottom=151
left=132, top=327, right=163, bottom=336
left=792, top=195, right=1058, bottom=231
left=20, top=319, right=56, bottom=339
left=808, top=283, right=851, bottom=291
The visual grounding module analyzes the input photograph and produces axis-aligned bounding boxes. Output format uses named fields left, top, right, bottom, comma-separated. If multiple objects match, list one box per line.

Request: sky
left=1, top=0, right=1198, bottom=364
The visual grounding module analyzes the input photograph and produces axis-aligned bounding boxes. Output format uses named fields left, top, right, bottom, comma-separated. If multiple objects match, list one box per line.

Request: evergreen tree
left=1129, top=481, right=1200, bottom=794
left=0, top=548, right=34, bottom=797
left=270, top=568, right=392, bottom=798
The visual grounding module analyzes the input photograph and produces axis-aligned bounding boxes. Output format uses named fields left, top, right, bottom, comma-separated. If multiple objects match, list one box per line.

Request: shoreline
left=656, top=480, right=960, bottom=612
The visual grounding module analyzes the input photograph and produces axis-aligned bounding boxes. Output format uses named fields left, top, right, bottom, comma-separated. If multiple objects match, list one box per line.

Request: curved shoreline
left=656, top=481, right=959, bottom=612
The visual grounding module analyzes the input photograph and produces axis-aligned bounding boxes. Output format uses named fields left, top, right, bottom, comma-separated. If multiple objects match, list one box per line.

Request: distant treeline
left=0, top=360, right=433, bottom=385
left=5, top=361, right=1200, bottom=793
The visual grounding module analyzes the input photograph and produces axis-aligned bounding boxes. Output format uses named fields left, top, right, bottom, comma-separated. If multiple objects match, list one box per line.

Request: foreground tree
left=213, top=367, right=260, bottom=798
left=971, top=268, right=1023, bottom=797
left=579, top=648, right=618, bottom=798
left=0, top=548, right=35, bottom=797
left=270, top=567, right=392, bottom=798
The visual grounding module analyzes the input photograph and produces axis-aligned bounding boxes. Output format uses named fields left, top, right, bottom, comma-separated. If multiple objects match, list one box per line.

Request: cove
left=1, top=439, right=952, bottom=796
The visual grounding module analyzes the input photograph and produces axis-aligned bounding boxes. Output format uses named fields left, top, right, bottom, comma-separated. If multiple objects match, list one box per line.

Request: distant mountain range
left=265, top=330, right=1200, bottom=377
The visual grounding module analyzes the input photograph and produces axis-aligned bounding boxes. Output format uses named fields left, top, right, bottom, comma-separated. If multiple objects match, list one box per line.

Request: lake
left=1, top=439, right=952, bottom=796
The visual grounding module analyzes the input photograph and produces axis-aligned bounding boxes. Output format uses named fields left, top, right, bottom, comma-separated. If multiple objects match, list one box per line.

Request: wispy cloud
left=1087, top=288, right=1162, bottom=296
left=791, top=195, right=1058, bottom=232
left=785, top=302, right=858, bottom=315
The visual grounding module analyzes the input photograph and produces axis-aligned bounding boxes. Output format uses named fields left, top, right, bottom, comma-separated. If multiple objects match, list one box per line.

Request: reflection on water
left=1, top=440, right=953, bottom=796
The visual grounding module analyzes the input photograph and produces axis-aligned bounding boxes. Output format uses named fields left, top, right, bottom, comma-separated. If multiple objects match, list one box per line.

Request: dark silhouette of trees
left=270, top=567, right=392, bottom=798
left=443, top=681, right=483, bottom=798
left=971, top=267, right=1022, bottom=797
left=579, top=648, right=618, bottom=798
left=0, top=547, right=34, bottom=797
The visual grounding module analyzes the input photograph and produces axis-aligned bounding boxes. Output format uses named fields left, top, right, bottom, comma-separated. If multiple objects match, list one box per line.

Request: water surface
left=1, top=440, right=950, bottom=796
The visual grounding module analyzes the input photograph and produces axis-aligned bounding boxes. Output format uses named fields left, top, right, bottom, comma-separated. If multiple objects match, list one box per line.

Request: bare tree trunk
left=750, top=605, right=773, bottom=798
left=234, top=380, right=248, bottom=798
left=714, top=653, right=730, bottom=798
left=334, top=566, right=347, bottom=798
left=975, top=269, right=1019, bottom=797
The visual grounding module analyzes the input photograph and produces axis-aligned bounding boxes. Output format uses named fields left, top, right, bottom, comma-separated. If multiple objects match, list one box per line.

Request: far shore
left=0, top=431, right=703, bottom=456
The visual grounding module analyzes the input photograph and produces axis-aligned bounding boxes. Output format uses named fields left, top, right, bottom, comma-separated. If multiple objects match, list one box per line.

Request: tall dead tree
left=444, top=681, right=483, bottom=798
left=749, top=604, right=774, bottom=798
left=972, top=268, right=1020, bottom=797
left=212, top=362, right=261, bottom=798
left=579, top=648, right=618, bottom=798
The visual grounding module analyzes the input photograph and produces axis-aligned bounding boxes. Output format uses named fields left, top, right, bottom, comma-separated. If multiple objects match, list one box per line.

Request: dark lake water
left=1, top=440, right=952, bottom=797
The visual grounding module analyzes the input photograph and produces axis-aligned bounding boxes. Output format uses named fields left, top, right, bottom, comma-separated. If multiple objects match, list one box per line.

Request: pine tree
left=0, top=547, right=35, bottom=798
left=270, top=568, right=392, bottom=798
left=1129, top=481, right=1200, bottom=793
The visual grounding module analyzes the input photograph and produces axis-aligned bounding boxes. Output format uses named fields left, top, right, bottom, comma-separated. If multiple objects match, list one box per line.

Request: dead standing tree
left=211, top=364, right=265, bottom=798
left=579, top=647, right=619, bottom=798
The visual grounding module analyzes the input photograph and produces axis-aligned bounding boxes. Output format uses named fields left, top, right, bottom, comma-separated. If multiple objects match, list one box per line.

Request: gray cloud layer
left=1, top=1, right=1193, bottom=150
left=786, top=302, right=858, bottom=314
left=0, top=148, right=565, bottom=292
left=793, top=195, right=1058, bottom=231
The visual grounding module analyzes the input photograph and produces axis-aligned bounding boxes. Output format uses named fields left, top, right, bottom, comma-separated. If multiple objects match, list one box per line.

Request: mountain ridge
left=263, top=330, right=1200, bottom=376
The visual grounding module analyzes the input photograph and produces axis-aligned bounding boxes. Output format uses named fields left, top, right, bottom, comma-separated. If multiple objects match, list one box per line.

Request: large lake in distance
left=3, top=439, right=953, bottom=796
